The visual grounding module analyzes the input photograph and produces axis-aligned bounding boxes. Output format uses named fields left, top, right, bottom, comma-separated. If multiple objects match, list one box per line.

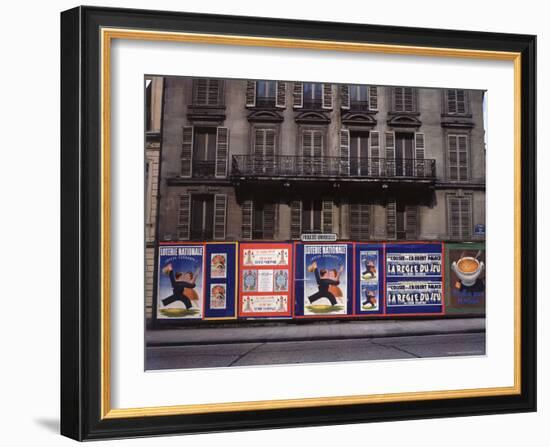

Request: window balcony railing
left=192, top=160, right=216, bottom=178
left=231, top=155, right=436, bottom=179
left=255, top=97, right=276, bottom=108
left=302, top=98, right=323, bottom=109
left=349, top=100, right=371, bottom=111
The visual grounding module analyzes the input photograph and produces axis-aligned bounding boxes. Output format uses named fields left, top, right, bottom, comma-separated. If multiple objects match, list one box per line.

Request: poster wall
left=445, top=243, right=486, bottom=314
left=385, top=243, right=444, bottom=315
left=204, top=243, right=238, bottom=319
left=238, top=243, right=293, bottom=317
left=295, top=243, right=353, bottom=317
left=354, top=243, right=384, bottom=315
left=156, top=244, right=205, bottom=319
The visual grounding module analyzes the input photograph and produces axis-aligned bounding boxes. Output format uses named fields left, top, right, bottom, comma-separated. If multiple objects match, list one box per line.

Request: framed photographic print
left=60, top=6, right=536, bottom=441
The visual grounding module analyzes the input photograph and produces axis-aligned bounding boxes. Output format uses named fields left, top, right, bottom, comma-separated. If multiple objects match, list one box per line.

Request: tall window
left=395, top=133, right=415, bottom=176
left=193, top=79, right=223, bottom=106
left=392, top=87, right=416, bottom=113
left=387, top=200, right=418, bottom=240
left=447, top=134, right=469, bottom=180
left=256, top=80, right=276, bottom=107
left=350, top=85, right=369, bottom=110
left=447, top=195, right=472, bottom=239
left=445, top=89, right=468, bottom=115
left=242, top=201, right=275, bottom=240
left=302, top=200, right=322, bottom=233
left=177, top=194, right=226, bottom=241
left=192, top=127, right=216, bottom=177
left=290, top=200, right=333, bottom=238
left=303, top=83, right=323, bottom=108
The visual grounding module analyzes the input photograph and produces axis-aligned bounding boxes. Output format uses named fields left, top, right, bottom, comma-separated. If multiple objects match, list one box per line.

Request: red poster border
left=238, top=242, right=294, bottom=318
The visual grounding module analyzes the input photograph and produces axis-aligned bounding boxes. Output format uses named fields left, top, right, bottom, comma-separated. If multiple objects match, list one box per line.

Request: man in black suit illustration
left=307, top=261, right=343, bottom=306
left=161, top=263, right=197, bottom=309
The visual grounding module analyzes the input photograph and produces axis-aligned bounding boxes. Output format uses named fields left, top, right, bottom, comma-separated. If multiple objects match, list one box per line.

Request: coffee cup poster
left=157, top=245, right=204, bottom=319
left=445, top=243, right=486, bottom=314
left=300, top=244, right=352, bottom=316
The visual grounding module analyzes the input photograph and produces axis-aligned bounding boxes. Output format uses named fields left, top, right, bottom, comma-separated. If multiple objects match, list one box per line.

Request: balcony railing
left=349, top=100, right=371, bottom=112
left=231, top=155, right=436, bottom=179
left=192, top=160, right=216, bottom=178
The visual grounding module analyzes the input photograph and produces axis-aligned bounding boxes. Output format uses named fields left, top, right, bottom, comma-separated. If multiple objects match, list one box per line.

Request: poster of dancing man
left=157, top=245, right=204, bottom=319
left=303, top=244, right=348, bottom=315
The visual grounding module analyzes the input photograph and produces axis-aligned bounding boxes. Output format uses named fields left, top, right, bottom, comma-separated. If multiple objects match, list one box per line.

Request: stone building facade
left=144, top=76, right=163, bottom=319
left=155, top=77, right=485, bottom=247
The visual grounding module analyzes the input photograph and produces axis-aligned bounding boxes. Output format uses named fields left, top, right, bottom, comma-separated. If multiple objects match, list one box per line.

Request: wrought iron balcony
left=231, top=155, right=436, bottom=180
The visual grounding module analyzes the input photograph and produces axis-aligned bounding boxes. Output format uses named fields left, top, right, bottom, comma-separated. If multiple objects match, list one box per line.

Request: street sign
left=300, top=233, right=337, bottom=242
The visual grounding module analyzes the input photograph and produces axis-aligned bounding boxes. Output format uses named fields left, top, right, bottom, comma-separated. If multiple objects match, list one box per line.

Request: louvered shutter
left=265, top=129, right=276, bottom=174
left=405, top=206, right=418, bottom=240
left=263, top=203, right=276, bottom=239
left=447, top=90, right=457, bottom=114
left=404, top=88, right=415, bottom=112
left=177, top=194, right=191, bottom=240
left=385, top=131, right=396, bottom=176
left=290, top=201, right=302, bottom=239
left=322, top=200, right=333, bottom=233
left=322, top=84, right=333, bottom=109
left=215, top=127, right=229, bottom=178
left=194, top=79, right=207, bottom=105
left=447, top=196, right=461, bottom=238
left=368, top=86, right=378, bottom=111
left=208, top=80, right=221, bottom=106
left=246, top=81, right=256, bottom=107
left=350, top=204, right=370, bottom=240
left=386, top=199, right=397, bottom=239
left=181, top=126, right=194, bottom=177
left=414, top=132, right=425, bottom=177
left=213, top=194, right=227, bottom=240
left=460, top=198, right=472, bottom=239
left=369, top=131, right=380, bottom=176
left=241, top=200, right=253, bottom=240
left=448, top=135, right=458, bottom=180
left=341, top=85, right=350, bottom=110
left=293, top=82, right=303, bottom=108
left=340, top=129, right=350, bottom=175
left=394, top=88, right=403, bottom=112
left=276, top=82, right=286, bottom=108
left=456, top=90, right=466, bottom=114
left=458, top=135, right=469, bottom=180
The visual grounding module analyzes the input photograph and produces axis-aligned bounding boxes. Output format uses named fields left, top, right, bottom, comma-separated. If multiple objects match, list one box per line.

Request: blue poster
left=355, top=244, right=384, bottom=315
left=295, top=243, right=353, bottom=316
left=204, top=243, right=237, bottom=319
left=385, top=243, right=443, bottom=314
left=157, top=244, right=204, bottom=319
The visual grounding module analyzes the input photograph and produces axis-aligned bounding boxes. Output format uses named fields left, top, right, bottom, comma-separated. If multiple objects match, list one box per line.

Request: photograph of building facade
left=155, top=77, right=486, bottom=246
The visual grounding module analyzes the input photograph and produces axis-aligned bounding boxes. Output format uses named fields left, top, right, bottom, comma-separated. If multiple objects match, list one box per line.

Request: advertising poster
left=156, top=244, right=204, bottom=319
left=239, top=243, right=293, bottom=317
left=385, top=243, right=444, bottom=315
left=354, top=244, right=384, bottom=315
left=295, top=243, right=353, bottom=317
left=204, top=243, right=237, bottom=319
left=445, top=243, right=486, bottom=315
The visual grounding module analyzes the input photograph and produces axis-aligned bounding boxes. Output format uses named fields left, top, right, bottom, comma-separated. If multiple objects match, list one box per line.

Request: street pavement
left=145, top=318, right=485, bottom=370
left=146, top=333, right=485, bottom=370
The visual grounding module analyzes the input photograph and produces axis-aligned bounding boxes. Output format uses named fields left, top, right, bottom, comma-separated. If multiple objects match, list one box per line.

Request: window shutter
left=446, top=90, right=457, bottom=114
left=460, top=197, right=472, bottom=239
left=246, top=81, right=256, bottom=107
left=290, top=201, right=302, bottom=239
left=456, top=90, right=466, bottom=114
left=215, top=127, right=229, bottom=178
left=447, top=196, right=461, bottom=239
left=339, top=129, right=350, bottom=175
left=404, top=88, right=415, bottom=112
left=458, top=135, right=469, bottom=180
left=369, top=131, right=380, bottom=176
left=393, top=88, right=403, bottom=112
left=313, top=131, right=323, bottom=158
left=177, top=194, right=191, bottom=240
left=405, top=206, right=418, bottom=240
left=341, top=85, right=350, bottom=110
left=194, top=79, right=207, bottom=105
left=386, top=199, right=397, bottom=239
left=350, top=204, right=370, bottom=240
left=448, top=135, right=458, bottom=180
left=322, top=200, right=333, bottom=233
left=263, top=203, right=276, bottom=239
left=293, top=82, right=303, bottom=108
left=385, top=131, right=396, bottom=176
left=414, top=133, right=425, bottom=160
left=322, top=84, right=333, bottom=109
left=181, top=126, right=194, bottom=177
left=208, top=80, right=221, bottom=106
left=213, top=194, right=227, bottom=240
left=276, top=82, right=286, bottom=108
left=368, top=86, right=378, bottom=111
left=241, top=200, right=253, bottom=240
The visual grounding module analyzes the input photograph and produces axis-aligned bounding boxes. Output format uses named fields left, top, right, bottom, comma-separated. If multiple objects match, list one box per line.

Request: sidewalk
left=146, top=318, right=485, bottom=346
